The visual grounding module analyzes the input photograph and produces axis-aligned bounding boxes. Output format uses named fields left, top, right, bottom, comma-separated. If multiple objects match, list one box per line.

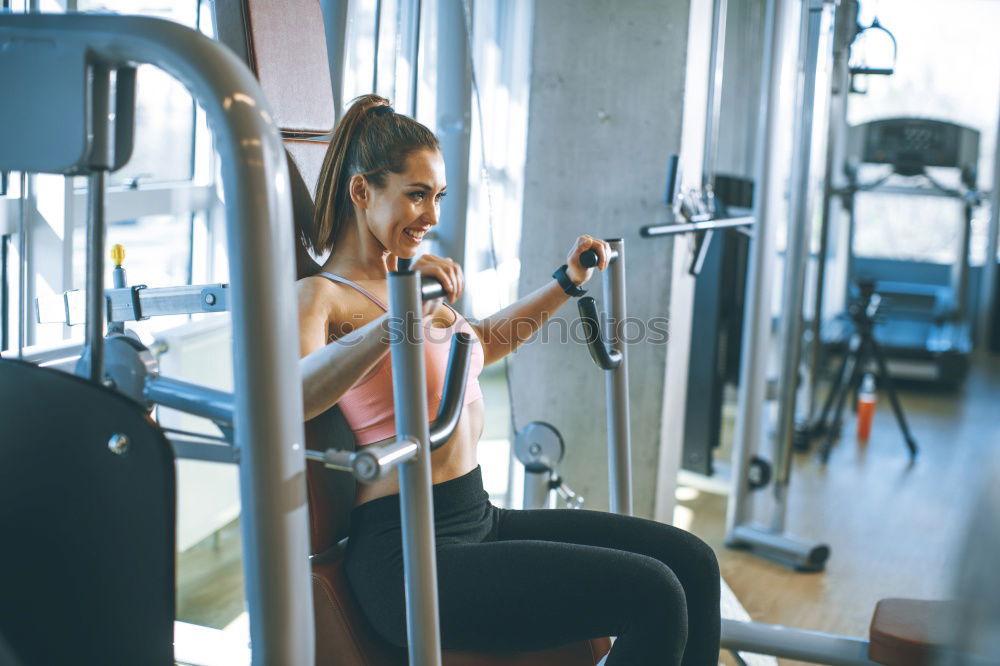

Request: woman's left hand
left=565, top=235, right=612, bottom=286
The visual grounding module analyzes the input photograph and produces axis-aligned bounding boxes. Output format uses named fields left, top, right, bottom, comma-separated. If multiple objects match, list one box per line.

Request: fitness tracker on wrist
left=552, top=264, right=587, bottom=297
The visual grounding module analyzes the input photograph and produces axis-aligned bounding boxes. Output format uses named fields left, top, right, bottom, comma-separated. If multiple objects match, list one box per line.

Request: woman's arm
left=472, top=235, right=612, bottom=366
left=297, top=277, right=391, bottom=421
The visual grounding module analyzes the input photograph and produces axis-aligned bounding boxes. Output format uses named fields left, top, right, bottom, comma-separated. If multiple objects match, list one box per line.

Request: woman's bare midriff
left=311, top=274, right=485, bottom=506
left=353, top=397, right=485, bottom=506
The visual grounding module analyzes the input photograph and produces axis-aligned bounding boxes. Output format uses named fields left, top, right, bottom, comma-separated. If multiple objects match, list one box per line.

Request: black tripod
left=811, top=281, right=918, bottom=463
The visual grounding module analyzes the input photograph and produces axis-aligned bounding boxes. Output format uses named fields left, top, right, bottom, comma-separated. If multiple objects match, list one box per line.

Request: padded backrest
left=0, top=358, right=175, bottom=665
left=244, top=0, right=335, bottom=136
left=286, top=144, right=358, bottom=555
left=286, top=138, right=330, bottom=201
left=287, top=147, right=323, bottom=279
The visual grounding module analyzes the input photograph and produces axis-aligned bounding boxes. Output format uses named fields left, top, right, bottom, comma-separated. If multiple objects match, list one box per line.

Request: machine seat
left=869, top=598, right=954, bottom=665
left=310, top=542, right=611, bottom=665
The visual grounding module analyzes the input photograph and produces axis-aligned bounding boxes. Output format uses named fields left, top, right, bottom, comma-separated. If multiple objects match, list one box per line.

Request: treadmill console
left=850, top=118, right=979, bottom=179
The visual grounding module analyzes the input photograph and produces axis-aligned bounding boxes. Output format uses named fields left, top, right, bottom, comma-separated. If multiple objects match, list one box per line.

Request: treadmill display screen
left=860, top=118, right=979, bottom=174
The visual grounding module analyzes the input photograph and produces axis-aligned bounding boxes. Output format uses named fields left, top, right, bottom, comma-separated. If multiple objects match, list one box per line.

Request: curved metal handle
left=429, top=332, right=473, bottom=450
left=577, top=296, right=622, bottom=371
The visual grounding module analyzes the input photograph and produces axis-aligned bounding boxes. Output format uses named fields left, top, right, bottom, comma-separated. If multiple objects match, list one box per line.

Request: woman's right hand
left=412, top=254, right=464, bottom=303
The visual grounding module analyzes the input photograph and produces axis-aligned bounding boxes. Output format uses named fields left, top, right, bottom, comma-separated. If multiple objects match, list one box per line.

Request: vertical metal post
left=84, top=171, right=107, bottom=381
left=980, top=97, right=1000, bottom=345
left=396, top=0, right=423, bottom=117
left=410, top=0, right=422, bottom=117
left=726, top=0, right=785, bottom=536
left=435, top=0, right=472, bottom=301
left=702, top=0, right=729, bottom=189
left=604, top=239, right=632, bottom=516
left=17, top=172, right=28, bottom=357
left=372, top=0, right=382, bottom=92
left=808, top=0, right=854, bottom=418
left=522, top=471, right=551, bottom=510
left=953, top=199, right=973, bottom=321
left=388, top=269, right=442, bottom=666
left=771, top=0, right=826, bottom=529
left=318, top=0, right=348, bottom=115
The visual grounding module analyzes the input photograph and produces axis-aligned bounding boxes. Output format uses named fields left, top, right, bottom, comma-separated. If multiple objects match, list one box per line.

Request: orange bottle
left=856, top=373, right=877, bottom=443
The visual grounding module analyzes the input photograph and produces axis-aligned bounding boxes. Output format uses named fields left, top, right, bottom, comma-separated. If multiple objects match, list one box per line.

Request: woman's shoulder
left=297, top=274, right=355, bottom=324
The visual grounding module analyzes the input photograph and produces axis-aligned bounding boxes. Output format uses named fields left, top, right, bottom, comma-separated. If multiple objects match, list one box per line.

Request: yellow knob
left=110, top=244, right=126, bottom=267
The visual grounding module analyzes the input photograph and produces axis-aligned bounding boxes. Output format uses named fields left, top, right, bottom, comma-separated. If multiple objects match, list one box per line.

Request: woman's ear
left=349, top=174, right=369, bottom=209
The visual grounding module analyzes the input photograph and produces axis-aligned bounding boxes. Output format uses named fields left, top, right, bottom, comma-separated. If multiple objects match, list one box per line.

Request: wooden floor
left=680, top=352, right=1000, bottom=665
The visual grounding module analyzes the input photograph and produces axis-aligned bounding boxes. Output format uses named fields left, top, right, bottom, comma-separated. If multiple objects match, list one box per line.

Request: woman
left=297, top=94, right=721, bottom=665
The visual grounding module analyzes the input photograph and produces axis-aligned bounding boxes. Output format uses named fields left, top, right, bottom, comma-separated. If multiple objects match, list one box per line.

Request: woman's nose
left=423, top=200, right=439, bottom=225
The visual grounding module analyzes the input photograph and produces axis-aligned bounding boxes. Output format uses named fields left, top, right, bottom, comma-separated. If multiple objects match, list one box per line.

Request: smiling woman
left=293, top=94, right=721, bottom=665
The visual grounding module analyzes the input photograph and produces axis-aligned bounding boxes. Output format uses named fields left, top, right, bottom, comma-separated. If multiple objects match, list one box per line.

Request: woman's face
left=361, top=148, right=447, bottom=259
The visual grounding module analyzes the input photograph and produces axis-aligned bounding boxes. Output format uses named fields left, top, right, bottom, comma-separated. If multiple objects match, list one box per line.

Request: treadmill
left=827, top=117, right=982, bottom=385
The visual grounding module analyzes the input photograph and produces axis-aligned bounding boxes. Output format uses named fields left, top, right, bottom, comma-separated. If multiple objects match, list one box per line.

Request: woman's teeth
left=404, top=229, right=424, bottom=241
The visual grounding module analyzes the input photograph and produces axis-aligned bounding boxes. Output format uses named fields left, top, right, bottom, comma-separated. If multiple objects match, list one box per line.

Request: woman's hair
left=306, top=94, right=440, bottom=254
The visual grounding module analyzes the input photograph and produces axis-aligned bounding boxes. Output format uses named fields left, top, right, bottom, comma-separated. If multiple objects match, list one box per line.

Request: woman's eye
left=409, top=191, right=425, bottom=201
left=435, top=192, right=447, bottom=202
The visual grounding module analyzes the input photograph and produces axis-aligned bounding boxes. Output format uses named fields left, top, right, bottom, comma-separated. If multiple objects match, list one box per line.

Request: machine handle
left=391, top=258, right=447, bottom=302
left=579, top=247, right=620, bottom=269
left=308, top=438, right=420, bottom=482
left=577, top=296, right=622, bottom=371
left=351, top=438, right=419, bottom=482
left=429, top=333, right=473, bottom=450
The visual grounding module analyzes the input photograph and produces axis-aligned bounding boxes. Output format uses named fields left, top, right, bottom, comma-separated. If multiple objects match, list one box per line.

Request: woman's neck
left=321, top=216, right=393, bottom=281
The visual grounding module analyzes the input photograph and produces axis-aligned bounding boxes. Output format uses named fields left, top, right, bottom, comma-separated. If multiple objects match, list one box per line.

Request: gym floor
left=680, top=351, right=1000, bottom=665
left=176, top=354, right=1000, bottom=666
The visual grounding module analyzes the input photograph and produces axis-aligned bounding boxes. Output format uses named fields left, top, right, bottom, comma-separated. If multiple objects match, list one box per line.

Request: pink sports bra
left=319, top=272, right=485, bottom=445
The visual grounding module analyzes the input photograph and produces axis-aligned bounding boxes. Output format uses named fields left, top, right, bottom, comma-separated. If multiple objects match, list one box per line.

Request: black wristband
left=552, top=264, right=587, bottom=297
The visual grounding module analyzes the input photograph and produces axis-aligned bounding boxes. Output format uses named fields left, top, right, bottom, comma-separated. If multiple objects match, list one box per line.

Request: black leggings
left=345, top=467, right=720, bottom=665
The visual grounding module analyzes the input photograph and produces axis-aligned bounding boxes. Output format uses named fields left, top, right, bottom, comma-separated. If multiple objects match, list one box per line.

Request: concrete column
left=512, top=0, right=694, bottom=518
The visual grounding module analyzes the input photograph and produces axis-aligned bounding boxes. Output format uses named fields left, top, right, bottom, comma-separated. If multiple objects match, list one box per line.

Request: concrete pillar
left=512, top=0, right=694, bottom=518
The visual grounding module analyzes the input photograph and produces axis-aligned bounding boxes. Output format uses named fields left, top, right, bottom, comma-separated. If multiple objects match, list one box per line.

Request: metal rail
left=641, top=215, right=754, bottom=237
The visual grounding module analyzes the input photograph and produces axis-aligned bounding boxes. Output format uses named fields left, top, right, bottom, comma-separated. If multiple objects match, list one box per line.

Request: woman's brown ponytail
left=308, top=94, right=439, bottom=255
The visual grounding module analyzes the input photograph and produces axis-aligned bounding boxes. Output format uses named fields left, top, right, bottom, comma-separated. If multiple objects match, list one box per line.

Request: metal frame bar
left=37, top=283, right=229, bottom=325
left=434, top=0, right=472, bottom=305
left=721, top=619, right=876, bottom=666
left=604, top=239, right=633, bottom=516
left=702, top=0, right=728, bottom=189
left=641, top=215, right=754, bottom=237
left=387, top=269, right=443, bottom=665
left=84, top=171, right=107, bottom=381
left=319, top=0, right=348, bottom=117
left=725, top=0, right=786, bottom=537
left=979, top=101, right=1000, bottom=344
left=0, top=14, right=315, bottom=664
left=772, top=0, right=827, bottom=523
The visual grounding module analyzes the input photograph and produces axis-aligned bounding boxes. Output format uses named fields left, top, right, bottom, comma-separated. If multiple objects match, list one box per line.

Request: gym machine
left=822, top=117, right=983, bottom=385
left=0, top=13, right=470, bottom=666
left=515, top=241, right=633, bottom=515
left=0, top=13, right=313, bottom=664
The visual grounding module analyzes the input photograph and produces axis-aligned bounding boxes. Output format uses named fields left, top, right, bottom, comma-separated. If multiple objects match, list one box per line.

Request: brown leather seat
left=868, top=598, right=955, bottom=665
